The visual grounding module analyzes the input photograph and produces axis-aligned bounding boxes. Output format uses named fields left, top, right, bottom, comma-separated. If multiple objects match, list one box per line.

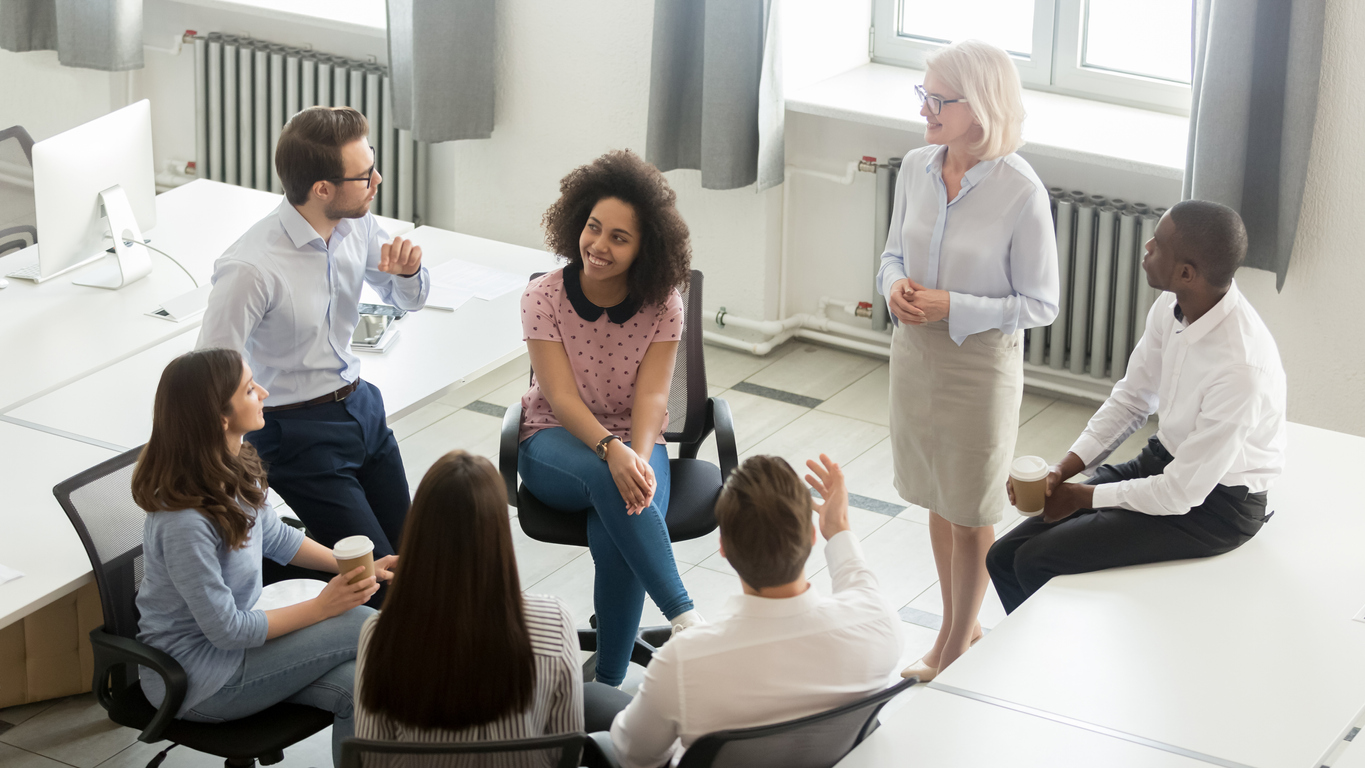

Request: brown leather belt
left=263, top=380, right=360, bottom=413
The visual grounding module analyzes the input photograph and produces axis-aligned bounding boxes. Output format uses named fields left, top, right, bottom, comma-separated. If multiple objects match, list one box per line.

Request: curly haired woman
left=517, top=149, right=702, bottom=687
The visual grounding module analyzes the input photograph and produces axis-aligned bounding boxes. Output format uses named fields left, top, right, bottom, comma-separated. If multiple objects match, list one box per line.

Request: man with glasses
left=198, top=106, right=428, bottom=606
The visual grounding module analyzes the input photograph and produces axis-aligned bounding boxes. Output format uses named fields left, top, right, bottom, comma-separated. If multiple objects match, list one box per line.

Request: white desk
left=5, top=225, right=555, bottom=451
left=0, top=180, right=412, bottom=414
left=931, top=422, right=1365, bottom=768
left=835, top=688, right=1210, bottom=767
left=1332, top=738, right=1365, bottom=768
left=0, top=422, right=118, bottom=627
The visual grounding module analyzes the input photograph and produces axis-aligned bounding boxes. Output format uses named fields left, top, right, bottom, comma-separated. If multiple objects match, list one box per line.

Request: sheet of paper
left=0, top=563, right=24, bottom=586
left=432, top=258, right=527, bottom=301
left=427, top=284, right=474, bottom=312
left=1355, top=603, right=1365, bottom=623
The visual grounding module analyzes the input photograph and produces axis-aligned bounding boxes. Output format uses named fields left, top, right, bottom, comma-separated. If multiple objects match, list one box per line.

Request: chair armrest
left=90, top=628, right=187, bottom=743
left=582, top=732, right=625, bottom=768
left=710, top=397, right=737, bottom=483
left=500, top=403, right=523, bottom=507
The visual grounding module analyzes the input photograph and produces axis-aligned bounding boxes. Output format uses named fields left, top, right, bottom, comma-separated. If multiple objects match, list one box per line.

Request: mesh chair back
left=340, top=733, right=584, bottom=768
left=524, top=269, right=708, bottom=445
left=53, top=446, right=149, bottom=640
left=676, top=678, right=915, bottom=768
left=0, top=125, right=37, bottom=256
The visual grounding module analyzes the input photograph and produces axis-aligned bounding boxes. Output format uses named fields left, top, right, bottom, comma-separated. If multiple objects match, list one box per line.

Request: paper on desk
left=0, top=563, right=24, bottom=586
left=427, top=284, right=474, bottom=312
left=1355, top=603, right=1365, bottom=623
left=432, top=258, right=527, bottom=301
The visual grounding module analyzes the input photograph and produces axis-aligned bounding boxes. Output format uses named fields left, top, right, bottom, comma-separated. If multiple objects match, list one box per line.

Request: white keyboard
left=5, top=261, right=41, bottom=281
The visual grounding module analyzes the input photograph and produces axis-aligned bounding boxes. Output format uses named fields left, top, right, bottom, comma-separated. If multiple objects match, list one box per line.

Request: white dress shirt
left=197, top=200, right=429, bottom=406
left=876, top=144, right=1059, bottom=344
left=1070, top=282, right=1287, bottom=516
left=609, top=531, right=903, bottom=768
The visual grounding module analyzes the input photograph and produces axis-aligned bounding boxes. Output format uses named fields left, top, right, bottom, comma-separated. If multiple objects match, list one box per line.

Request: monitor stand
left=73, top=185, right=152, bottom=290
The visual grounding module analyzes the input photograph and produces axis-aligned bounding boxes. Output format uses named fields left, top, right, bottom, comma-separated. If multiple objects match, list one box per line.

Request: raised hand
left=805, top=454, right=851, bottom=540
left=379, top=237, right=422, bottom=276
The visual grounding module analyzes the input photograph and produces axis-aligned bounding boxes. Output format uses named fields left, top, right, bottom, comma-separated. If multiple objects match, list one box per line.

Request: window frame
left=871, top=0, right=1192, bottom=115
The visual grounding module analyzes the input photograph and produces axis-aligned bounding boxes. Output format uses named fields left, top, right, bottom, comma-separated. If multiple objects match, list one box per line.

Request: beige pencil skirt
left=889, top=319, right=1023, bottom=527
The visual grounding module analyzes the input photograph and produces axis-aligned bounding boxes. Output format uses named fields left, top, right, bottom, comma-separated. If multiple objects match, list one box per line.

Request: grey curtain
left=647, top=0, right=783, bottom=191
left=386, top=0, right=495, bottom=142
left=0, top=0, right=142, bottom=71
left=1184, top=0, right=1326, bottom=289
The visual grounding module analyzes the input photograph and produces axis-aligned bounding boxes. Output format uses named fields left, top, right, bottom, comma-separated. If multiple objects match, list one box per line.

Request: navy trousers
left=248, top=380, right=410, bottom=605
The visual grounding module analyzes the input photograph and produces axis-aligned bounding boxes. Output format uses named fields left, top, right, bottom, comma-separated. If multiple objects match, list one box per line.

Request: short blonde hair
left=926, top=40, right=1025, bottom=160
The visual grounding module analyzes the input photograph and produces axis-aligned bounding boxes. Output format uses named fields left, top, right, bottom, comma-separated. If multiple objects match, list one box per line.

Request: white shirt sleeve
left=1091, top=366, right=1274, bottom=515
left=610, top=646, right=682, bottom=768
left=196, top=259, right=270, bottom=353
left=946, top=185, right=1060, bottom=340
left=1069, top=298, right=1167, bottom=469
left=363, top=216, right=430, bottom=311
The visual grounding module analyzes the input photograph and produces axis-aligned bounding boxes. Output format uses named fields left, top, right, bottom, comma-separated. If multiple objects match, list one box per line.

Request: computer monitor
left=8, top=100, right=157, bottom=288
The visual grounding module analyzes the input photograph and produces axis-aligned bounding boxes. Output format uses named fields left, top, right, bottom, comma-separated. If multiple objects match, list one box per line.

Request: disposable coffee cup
left=332, top=535, right=375, bottom=585
left=1010, top=456, right=1050, bottom=516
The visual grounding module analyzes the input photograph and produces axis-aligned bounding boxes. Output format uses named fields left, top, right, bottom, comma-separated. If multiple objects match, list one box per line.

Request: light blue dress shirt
left=876, top=144, right=1059, bottom=345
left=136, top=502, right=305, bottom=717
left=197, top=201, right=429, bottom=406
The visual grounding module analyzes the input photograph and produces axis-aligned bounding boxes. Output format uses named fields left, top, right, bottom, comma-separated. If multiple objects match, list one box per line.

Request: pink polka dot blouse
left=518, top=268, right=684, bottom=444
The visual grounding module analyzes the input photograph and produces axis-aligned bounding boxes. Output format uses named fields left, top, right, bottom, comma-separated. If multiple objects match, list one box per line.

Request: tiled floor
left=0, top=340, right=1156, bottom=768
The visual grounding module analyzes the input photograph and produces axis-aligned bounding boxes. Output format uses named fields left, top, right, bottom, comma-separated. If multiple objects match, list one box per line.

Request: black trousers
left=248, top=379, right=411, bottom=607
left=986, top=436, right=1269, bottom=614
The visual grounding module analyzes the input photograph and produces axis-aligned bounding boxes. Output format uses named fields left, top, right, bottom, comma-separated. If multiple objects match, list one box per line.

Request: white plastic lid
left=332, top=535, right=374, bottom=559
left=1010, top=456, right=1050, bottom=482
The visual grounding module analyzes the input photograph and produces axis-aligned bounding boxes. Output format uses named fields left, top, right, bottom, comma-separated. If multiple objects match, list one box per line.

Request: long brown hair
left=131, top=348, right=267, bottom=549
left=360, top=451, right=535, bottom=729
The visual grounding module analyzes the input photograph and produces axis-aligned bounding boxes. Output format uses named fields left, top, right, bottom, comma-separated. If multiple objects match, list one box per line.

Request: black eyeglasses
left=915, top=84, right=968, bottom=116
left=332, top=145, right=377, bottom=189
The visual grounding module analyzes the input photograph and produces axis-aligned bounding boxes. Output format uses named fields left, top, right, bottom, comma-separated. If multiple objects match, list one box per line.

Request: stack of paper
left=433, top=259, right=528, bottom=301
left=0, top=563, right=24, bottom=586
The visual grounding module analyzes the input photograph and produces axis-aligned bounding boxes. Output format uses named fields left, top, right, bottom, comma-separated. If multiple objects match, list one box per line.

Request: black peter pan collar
left=563, top=264, right=642, bottom=325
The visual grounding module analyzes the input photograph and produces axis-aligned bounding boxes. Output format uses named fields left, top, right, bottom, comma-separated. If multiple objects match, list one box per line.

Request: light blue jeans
left=182, top=606, right=374, bottom=768
left=519, top=427, right=693, bottom=685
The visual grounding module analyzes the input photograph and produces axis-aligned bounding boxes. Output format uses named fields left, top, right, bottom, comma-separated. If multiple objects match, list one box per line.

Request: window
left=872, top=0, right=1193, bottom=113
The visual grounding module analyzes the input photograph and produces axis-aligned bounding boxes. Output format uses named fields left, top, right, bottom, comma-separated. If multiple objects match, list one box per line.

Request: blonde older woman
left=879, top=40, right=1059, bottom=681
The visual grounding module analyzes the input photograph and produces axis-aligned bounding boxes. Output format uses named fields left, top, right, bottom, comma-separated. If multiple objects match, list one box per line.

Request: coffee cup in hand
left=333, top=535, right=375, bottom=585
left=1010, top=456, right=1050, bottom=516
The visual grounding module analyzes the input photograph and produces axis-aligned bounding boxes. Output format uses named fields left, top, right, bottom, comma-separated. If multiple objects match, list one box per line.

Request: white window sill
left=169, top=0, right=386, bottom=39
left=786, top=63, right=1188, bottom=181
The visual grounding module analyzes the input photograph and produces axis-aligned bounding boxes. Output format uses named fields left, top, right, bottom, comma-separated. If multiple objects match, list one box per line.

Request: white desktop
left=6, top=99, right=157, bottom=289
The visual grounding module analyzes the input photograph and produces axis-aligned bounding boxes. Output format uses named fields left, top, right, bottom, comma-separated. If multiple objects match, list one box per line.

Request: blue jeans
left=518, top=428, right=693, bottom=686
left=182, top=607, right=374, bottom=768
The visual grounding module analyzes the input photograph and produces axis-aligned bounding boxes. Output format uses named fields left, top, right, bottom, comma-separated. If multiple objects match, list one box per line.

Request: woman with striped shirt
left=354, top=451, right=584, bottom=760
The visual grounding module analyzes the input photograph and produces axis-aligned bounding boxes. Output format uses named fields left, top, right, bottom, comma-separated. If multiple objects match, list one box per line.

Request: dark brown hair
left=1168, top=200, right=1248, bottom=289
left=360, top=451, right=535, bottom=729
left=542, top=149, right=692, bottom=307
left=714, top=456, right=815, bottom=589
left=131, top=349, right=267, bottom=549
left=275, top=106, right=369, bottom=206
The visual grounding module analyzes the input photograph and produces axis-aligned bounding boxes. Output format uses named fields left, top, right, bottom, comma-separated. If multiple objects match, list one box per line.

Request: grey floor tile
left=510, top=521, right=586, bottom=590
left=672, top=528, right=721, bottom=567
left=1019, top=392, right=1056, bottom=426
left=743, top=410, right=888, bottom=473
left=0, top=701, right=58, bottom=728
left=388, top=401, right=457, bottom=442
left=702, top=343, right=795, bottom=389
left=0, top=694, right=138, bottom=768
left=903, top=574, right=1009, bottom=630
left=398, top=409, right=504, bottom=490
left=840, top=437, right=901, bottom=507
left=808, top=518, right=938, bottom=611
left=525, top=552, right=597, bottom=629
left=744, top=342, right=883, bottom=401
left=816, top=363, right=890, bottom=426
left=481, top=377, right=529, bottom=409
left=653, top=564, right=746, bottom=626
left=0, top=742, right=74, bottom=768
left=1013, top=400, right=1098, bottom=461
left=437, top=354, right=531, bottom=410
left=703, top=388, right=810, bottom=456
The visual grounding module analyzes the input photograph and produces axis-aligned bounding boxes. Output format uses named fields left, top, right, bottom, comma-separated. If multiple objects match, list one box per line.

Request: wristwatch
left=595, top=434, right=622, bottom=460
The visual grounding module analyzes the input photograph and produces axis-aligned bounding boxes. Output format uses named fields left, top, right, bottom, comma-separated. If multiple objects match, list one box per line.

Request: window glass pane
left=1083, top=0, right=1192, bottom=83
left=897, top=0, right=1034, bottom=58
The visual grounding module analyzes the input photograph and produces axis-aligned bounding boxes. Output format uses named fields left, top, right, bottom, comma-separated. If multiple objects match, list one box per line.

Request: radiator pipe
left=1069, top=200, right=1095, bottom=375
left=1049, top=194, right=1075, bottom=370
left=269, top=47, right=285, bottom=194
left=208, top=37, right=223, bottom=182
left=237, top=45, right=253, bottom=189
left=1090, top=205, right=1116, bottom=380
left=223, top=40, right=238, bottom=186
left=253, top=48, right=269, bottom=191
left=193, top=36, right=208, bottom=180
left=1112, top=209, right=1138, bottom=381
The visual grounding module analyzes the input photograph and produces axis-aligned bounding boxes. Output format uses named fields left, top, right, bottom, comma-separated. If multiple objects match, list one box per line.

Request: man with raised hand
left=987, top=200, right=1286, bottom=614
left=198, top=106, right=429, bottom=605
left=606, top=454, right=904, bottom=768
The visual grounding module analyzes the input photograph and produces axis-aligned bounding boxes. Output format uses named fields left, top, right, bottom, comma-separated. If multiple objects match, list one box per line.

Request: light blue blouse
left=876, top=144, right=1059, bottom=345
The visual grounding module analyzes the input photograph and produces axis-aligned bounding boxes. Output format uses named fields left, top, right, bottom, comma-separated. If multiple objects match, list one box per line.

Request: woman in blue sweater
left=131, top=348, right=396, bottom=767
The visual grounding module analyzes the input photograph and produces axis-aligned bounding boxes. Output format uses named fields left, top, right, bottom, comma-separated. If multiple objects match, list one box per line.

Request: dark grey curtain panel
left=386, top=0, right=495, bottom=142
left=647, top=0, right=783, bottom=191
left=1184, top=0, right=1327, bottom=289
left=0, top=0, right=142, bottom=71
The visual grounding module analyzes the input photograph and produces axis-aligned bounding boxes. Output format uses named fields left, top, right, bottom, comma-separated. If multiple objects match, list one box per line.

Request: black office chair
left=341, top=733, right=586, bottom=768
left=54, top=446, right=335, bottom=768
left=583, top=677, right=916, bottom=768
left=499, top=269, right=738, bottom=678
left=0, top=125, right=37, bottom=256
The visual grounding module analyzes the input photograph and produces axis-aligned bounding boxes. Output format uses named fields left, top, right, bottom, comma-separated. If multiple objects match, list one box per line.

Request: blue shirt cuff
left=947, top=292, right=1003, bottom=344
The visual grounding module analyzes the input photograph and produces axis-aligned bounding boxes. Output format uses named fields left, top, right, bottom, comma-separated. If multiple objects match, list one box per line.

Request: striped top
left=354, top=594, right=584, bottom=766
